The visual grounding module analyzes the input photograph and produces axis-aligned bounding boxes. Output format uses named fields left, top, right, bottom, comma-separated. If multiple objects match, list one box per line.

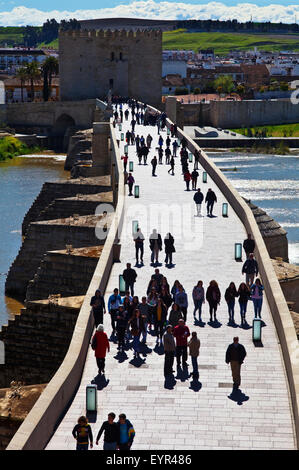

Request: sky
left=1, top=1, right=299, bottom=26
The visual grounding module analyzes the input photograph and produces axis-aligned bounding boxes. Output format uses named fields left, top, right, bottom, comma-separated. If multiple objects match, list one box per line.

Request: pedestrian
left=160, top=286, right=172, bottom=313
left=171, top=280, right=183, bottom=302
left=164, top=232, right=175, bottom=266
left=149, top=229, right=162, bottom=264
left=147, top=288, right=158, bottom=331
left=225, top=282, right=238, bottom=323
left=184, top=170, right=191, bottom=191
left=194, top=149, right=200, bottom=170
left=192, top=280, right=205, bottom=321
left=125, top=130, right=131, bottom=144
left=175, top=285, right=188, bottom=321
left=165, top=146, right=171, bottom=164
left=131, top=118, right=136, bottom=132
left=191, top=169, right=199, bottom=190
left=72, top=416, right=93, bottom=451
left=158, top=135, right=164, bottom=149
left=108, top=288, right=122, bottom=335
left=193, top=188, right=204, bottom=217
left=151, top=156, right=158, bottom=176
left=158, top=147, right=163, bottom=165
left=173, top=319, right=190, bottom=368
left=96, top=413, right=119, bottom=450
left=116, top=414, right=135, bottom=450
left=242, top=253, right=258, bottom=287
left=250, top=278, right=264, bottom=318
left=137, top=147, right=143, bottom=165
left=121, top=153, right=128, bottom=172
left=146, top=133, right=153, bottom=148
left=154, top=297, right=167, bottom=343
left=181, top=136, right=187, bottom=148
left=128, top=309, right=145, bottom=358
left=135, top=134, right=140, bottom=152
left=168, top=303, right=183, bottom=328
left=127, top=173, right=135, bottom=196
left=90, top=289, right=106, bottom=327
left=166, top=135, right=171, bottom=147
left=116, top=305, right=128, bottom=352
left=163, top=325, right=176, bottom=377
left=205, top=188, right=217, bottom=216
left=172, top=139, right=178, bottom=157
left=173, top=123, right=178, bottom=137
left=133, top=227, right=145, bottom=264
left=124, top=109, right=129, bottom=120
left=168, top=156, right=175, bottom=175
left=243, top=233, right=255, bottom=258
left=225, top=337, right=247, bottom=390
left=91, top=324, right=110, bottom=375
left=206, top=280, right=221, bottom=322
left=237, top=282, right=251, bottom=325
left=138, top=296, right=150, bottom=343
left=188, top=332, right=200, bottom=380
left=122, top=262, right=137, bottom=296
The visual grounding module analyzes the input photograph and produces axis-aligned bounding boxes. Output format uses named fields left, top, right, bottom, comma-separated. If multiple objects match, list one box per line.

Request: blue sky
left=0, top=1, right=298, bottom=26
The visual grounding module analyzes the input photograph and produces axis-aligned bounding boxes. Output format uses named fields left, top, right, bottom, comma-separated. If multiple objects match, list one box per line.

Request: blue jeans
left=132, top=334, right=140, bottom=353
left=104, top=442, right=117, bottom=450
left=191, top=356, right=199, bottom=379
left=253, top=298, right=263, bottom=318
left=76, top=443, right=89, bottom=451
left=227, top=300, right=235, bottom=321
left=193, top=299, right=203, bottom=319
left=142, top=322, right=148, bottom=342
left=239, top=301, right=248, bottom=321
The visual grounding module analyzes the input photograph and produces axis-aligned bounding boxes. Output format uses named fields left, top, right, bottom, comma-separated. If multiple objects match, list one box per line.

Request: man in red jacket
left=92, top=324, right=110, bottom=375
left=173, top=319, right=190, bottom=368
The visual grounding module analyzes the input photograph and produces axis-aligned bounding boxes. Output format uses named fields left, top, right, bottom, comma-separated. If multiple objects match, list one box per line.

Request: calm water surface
left=0, top=155, right=67, bottom=328
left=209, top=151, right=299, bottom=265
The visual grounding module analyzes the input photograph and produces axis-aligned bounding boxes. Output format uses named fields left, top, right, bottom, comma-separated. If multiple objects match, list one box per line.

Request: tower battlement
left=59, top=28, right=162, bottom=40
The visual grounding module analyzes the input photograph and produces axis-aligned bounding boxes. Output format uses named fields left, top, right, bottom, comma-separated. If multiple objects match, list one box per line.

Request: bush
left=174, top=87, right=189, bottom=95
left=0, top=136, right=40, bottom=161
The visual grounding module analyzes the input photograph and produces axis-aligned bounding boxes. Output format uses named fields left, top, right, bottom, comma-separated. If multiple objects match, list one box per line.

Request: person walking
left=205, top=188, right=217, bottom=216
left=165, top=146, right=172, bottom=165
left=138, top=296, right=150, bottom=343
left=206, top=280, right=221, bottom=322
left=194, top=149, right=200, bottom=170
left=108, top=288, right=122, bottom=335
left=116, top=414, right=135, bottom=450
left=168, top=303, right=183, bottom=328
left=90, top=289, right=106, bottom=327
left=149, top=229, right=162, bottom=264
left=243, top=233, right=255, bottom=258
left=127, top=173, right=135, bottom=196
left=172, top=139, right=178, bottom=157
left=191, top=169, right=199, bottom=190
left=116, top=305, right=128, bottom=352
left=163, top=325, right=176, bottom=377
left=153, top=298, right=167, bottom=343
left=146, top=133, right=153, bottom=148
left=184, top=170, right=192, bottom=191
left=250, top=278, right=264, bottom=318
left=242, top=253, right=258, bottom=287
left=158, top=135, right=164, bottom=149
left=188, top=332, right=200, bottom=380
left=193, top=188, right=204, bottom=217
left=147, top=288, right=158, bottom=331
left=164, top=232, right=175, bottom=266
left=130, top=118, right=136, bottom=132
left=225, top=337, right=247, bottom=390
left=173, top=319, right=190, bottom=368
left=133, top=227, right=145, bottom=264
left=151, top=156, right=158, bottom=176
left=168, top=156, right=175, bottom=175
left=128, top=309, right=145, bottom=359
left=96, top=413, right=119, bottom=451
left=192, top=281, right=205, bottom=321
left=225, top=282, right=238, bottom=323
left=72, top=416, right=93, bottom=451
left=158, top=147, right=164, bottom=165
left=175, top=285, right=188, bottom=322
left=122, top=263, right=137, bottom=296
left=91, top=324, right=110, bottom=376
left=237, top=282, right=251, bottom=325
left=121, top=153, right=128, bottom=172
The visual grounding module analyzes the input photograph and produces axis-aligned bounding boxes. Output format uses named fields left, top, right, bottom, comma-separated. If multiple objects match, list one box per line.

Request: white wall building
left=162, top=59, right=187, bottom=78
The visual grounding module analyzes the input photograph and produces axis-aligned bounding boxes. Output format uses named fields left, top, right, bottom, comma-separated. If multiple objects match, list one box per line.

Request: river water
left=0, top=155, right=67, bottom=328
left=209, top=151, right=299, bottom=265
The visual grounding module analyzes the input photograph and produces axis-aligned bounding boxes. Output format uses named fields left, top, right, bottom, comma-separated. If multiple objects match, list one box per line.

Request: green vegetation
left=231, top=141, right=290, bottom=155
left=231, top=123, right=299, bottom=137
left=0, top=136, right=41, bottom=162
left=162, top=29, right=299, bottom=55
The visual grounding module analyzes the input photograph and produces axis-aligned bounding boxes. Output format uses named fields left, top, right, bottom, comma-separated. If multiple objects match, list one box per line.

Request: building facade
left=59, top=29, right=162, bottom=107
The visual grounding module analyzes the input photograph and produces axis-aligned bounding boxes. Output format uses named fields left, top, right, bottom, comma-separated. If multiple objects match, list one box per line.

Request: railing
left=7, top=122, right=125, bottom=450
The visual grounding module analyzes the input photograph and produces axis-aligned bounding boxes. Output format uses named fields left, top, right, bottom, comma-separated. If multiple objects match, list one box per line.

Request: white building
left=162, top=59, right=187, bottom=78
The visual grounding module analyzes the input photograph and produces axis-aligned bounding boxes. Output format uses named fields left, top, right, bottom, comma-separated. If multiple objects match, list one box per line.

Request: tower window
left=109, top=78, right=114, bottom=88
left=119, top=52, right=123, bottom=61
left=111, top=52, right=114, bottom=61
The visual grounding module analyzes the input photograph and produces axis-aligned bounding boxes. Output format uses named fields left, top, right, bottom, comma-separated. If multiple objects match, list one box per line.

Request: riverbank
left=0, top=136, right=42, bottom=162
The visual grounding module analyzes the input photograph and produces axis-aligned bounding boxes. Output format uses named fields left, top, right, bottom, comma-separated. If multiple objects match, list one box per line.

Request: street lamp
left=134, top=185, right=140, bottom=198
left=202, top=172, right=207, bottom=183
left=222, top=203, right=228, bottom=217
left=234, top=243, right=242, bottom=261
left=86, top=385, right=97, bottom=412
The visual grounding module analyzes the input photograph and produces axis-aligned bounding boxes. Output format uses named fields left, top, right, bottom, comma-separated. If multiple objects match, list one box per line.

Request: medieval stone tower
left=59, top=29, right=162, bottom=107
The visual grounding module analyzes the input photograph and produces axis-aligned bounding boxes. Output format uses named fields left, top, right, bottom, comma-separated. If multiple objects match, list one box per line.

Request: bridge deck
left=46, top=105, right=296, bottom=450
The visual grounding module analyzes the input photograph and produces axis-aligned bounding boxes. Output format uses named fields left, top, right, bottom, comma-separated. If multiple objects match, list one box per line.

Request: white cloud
left=1, top=2, right=299, bottom=26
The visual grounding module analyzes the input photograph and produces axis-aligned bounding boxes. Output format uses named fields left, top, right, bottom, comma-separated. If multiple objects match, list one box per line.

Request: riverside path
left=46, top=104, right=296, bottom=450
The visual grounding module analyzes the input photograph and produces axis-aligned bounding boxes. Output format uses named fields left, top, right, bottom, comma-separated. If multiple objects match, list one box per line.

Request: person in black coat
left=205, top=188, right=217, bottom=216
left=193, top=188, right=204, bottom=217
left=164, top=232, right=175, bottom=266
left=243, top=233, right=256, bottom=259
left=225, top=337, right=247, bottom=390
left=90, top=289, right=106, bottom=327
left=149, top=229, right=162, bottom=264
left=122, top=263, right=137, bottom=296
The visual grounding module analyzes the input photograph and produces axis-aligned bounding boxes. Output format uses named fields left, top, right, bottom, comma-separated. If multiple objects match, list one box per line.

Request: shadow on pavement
left=189, top=379, right=202, bottom=392
left=91, top=374, right=110, bottom=391
left=228, top=388, right=249, bottom=405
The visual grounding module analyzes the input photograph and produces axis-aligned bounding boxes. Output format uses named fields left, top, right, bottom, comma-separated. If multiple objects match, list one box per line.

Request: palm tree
left=25, top=61, right=40, bottom=102
left=41, top=56, right=59, bottom=101
left=16, top=66, right=28, bottom=102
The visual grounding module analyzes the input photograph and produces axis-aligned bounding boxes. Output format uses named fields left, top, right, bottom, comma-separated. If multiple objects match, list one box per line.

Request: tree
left=25, top=62, right=40, bottom=102
left=41, top=56, right=59, bottom=101
left=214, top=75, right=235, bottom=94
left=16, top=66, right=28, bottom=102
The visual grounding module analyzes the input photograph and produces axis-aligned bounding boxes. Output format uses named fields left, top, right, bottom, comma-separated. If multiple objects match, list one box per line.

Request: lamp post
left=202, top=171, right=207, bottom=183
left=222, top=203, right=228, bottom=217
left=189, top=153, right=193, bottom=163
left=86, top=384, right=97, bottom=412
left=252, top=318, right=262, bottom=343
left=234, top=243, right=242, bottom=261
left=119, top=274, right=126, bottom=295
left=121, top=133, right=124, bottom=141
left=134, top=185, right=140, bottom=198
left=129, top=161, right=134, bottom=172
left=124, top=144, right=128, bottom=153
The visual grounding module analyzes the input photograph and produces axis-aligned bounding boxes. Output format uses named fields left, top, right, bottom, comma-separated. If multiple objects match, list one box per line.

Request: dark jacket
left=149, top=233, right=162, bottom=251
left=242, top=258, right=258, bottom=275
left=243, top=238, right=255, bottom=254
left=129, top=316, right=145, bottom=335
left=96, top=421, right=119, bottom=443
left=225, top=343, right=247, bottom=364
left=193, top=191, right=204, bottom=204
left=164, top=234, right=175, bottom=254
left=225, top=286, right=238, bottom=304
left=122, top=267, right=137, bottom=283
left=237, top=286, right=251, bottom=303
left=205, top=190, right=217, bottom=203
left=206, top=285, right=221, bottom=304
left=153, top=303, right=167, bottom=324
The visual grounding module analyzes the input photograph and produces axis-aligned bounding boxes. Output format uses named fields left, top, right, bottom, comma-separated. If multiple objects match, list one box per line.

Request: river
left=0, top=154, right=67, bottom=329
left=209, top=151, right=299, bottom=265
